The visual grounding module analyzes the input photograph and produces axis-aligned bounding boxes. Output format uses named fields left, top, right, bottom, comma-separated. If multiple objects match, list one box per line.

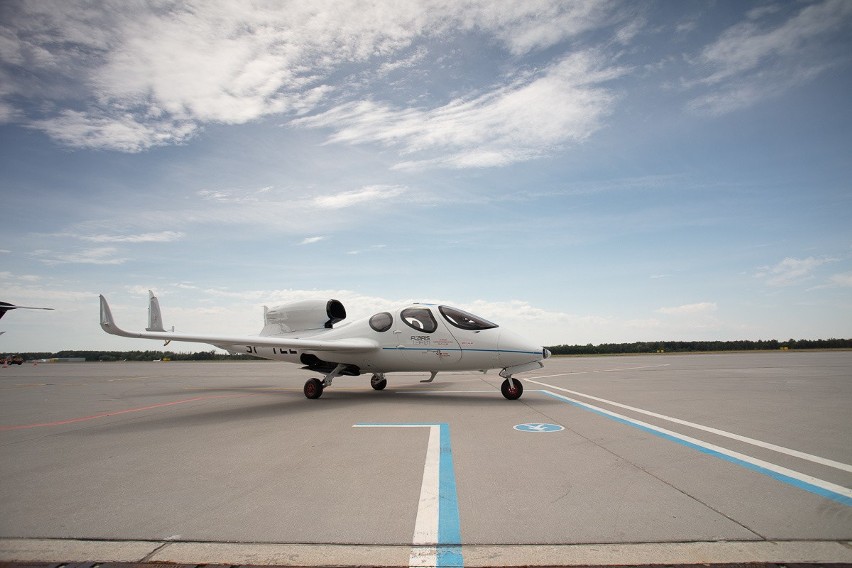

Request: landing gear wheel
left=370, top=375, right=387, bottom=391
left=304, top=378, right=324, bottom=399
left=501, top=378, right=523, bottom=400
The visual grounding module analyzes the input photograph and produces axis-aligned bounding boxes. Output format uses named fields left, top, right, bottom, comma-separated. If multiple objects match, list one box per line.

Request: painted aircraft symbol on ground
left=513, top=423, right=565, bottom=432
left=99, top=291, right=550, bottom=399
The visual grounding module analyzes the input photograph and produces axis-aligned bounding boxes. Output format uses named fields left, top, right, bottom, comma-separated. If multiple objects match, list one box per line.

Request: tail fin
left=146, top=290, right=165, bottom=332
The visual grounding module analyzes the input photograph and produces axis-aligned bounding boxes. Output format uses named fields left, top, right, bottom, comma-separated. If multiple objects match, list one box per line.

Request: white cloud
left=297, top=51, right=625, bottom=169
left=299, top=236, right=326, bottom=245
left=32, top=247, right=128, bottom=265
left=81, top=231, right=185, bottom=243
left=756, top=256, right=837, bottom=287
left=657, top=302, right=717, bottom=315
left=827, top=273, right=852, bottom=288
left=0, top=271, right=40, bottom=282
left=347, top=244, right=387, bottom=255
left=810, top=272, right=852, bottom=290
left=377, top=46, right=428, bottom=76
left=1, top=1, right=625, bottom=153
left=313, top=185, right=406, bottom=208
left=686, top=0, right=852, bottom=115
left=28, top=110, right=199, bottom=153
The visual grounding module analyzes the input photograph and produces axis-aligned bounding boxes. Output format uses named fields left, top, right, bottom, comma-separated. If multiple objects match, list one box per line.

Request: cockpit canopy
left=368, top=305, right=498, bottom=333
left=438, top=305, right=497, bottom=330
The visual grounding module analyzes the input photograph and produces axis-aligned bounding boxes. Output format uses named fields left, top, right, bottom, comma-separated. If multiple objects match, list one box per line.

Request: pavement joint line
left=2, top=538, right=852, bottom=566
left=139, top=541, right=170, bottom=563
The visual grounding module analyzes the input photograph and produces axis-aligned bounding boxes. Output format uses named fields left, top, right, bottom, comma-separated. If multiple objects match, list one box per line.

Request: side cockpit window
left=401, top=307, right=438, bottom=333
left=369, top=312, right=393, bottom=332
left=439, top=305, right=498, bottom=330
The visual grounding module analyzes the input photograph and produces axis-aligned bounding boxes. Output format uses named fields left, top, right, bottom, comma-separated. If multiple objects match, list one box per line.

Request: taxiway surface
left=1, top=352, right=850, bottom=565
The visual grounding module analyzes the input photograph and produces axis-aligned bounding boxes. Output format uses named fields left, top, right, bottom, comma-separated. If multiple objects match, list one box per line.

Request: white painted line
left=528, top=363, right=670, bottom=381
left=397, top=390, right=494, bottom=394
left=538, top=389, right=852, bottom=505
left=411, top=425, right=440, bottom=567
left=529, top=378, right=852, bottom=473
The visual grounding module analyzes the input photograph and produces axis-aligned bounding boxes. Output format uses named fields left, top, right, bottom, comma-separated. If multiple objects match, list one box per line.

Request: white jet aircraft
left=99, top=291, right=550, bottom=399
left=0, top=301, right=54, bottom=320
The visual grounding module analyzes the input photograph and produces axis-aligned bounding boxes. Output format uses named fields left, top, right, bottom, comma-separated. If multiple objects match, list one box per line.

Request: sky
left=1, top=0, right=851, bottom=353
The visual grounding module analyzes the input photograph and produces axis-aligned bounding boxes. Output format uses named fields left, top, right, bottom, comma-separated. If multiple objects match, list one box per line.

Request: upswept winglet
left=99, top=294, right=120, bottom=334
left=146, top=290, right=165, bottom=332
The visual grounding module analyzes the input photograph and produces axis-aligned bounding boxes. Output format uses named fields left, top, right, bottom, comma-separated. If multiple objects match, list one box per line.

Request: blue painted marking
left=514, top=422, right=564, bottom=432
left=437, top=423, right=463, bottom=566
left=381, top=347, right=540, bottom=355
left=541, top=391, right=852, bottom=507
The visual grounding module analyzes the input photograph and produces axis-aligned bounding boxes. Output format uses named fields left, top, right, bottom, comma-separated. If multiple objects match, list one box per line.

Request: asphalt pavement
left=1, top=352, right=850, bottom=566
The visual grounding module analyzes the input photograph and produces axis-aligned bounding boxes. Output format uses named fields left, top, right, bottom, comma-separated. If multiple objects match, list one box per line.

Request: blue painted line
left=380, top=347, right=540, bottom=355
left=438, top=423, right=463, bottom=566
left=541, top=391, right=852, bottom=507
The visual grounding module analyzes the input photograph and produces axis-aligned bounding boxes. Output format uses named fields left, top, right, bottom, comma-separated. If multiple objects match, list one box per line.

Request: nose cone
left=498, top=329, right=549, bottom=367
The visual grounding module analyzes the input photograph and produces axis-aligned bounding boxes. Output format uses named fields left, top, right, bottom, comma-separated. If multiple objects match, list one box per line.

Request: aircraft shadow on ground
left=80, top=382, right=559, bottom=434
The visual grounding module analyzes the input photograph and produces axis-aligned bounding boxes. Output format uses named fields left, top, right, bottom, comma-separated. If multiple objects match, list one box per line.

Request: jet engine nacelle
left=261, top=299, right=346, bottom=335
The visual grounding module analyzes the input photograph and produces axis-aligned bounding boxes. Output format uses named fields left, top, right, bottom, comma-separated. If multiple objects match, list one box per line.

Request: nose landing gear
left=500, top=377, right=524, bottom=400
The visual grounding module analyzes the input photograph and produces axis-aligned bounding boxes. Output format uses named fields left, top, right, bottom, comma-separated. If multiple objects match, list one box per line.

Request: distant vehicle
left=99, top=291, right=550, bottom=399
left=3, top=354, right=24, bottom=365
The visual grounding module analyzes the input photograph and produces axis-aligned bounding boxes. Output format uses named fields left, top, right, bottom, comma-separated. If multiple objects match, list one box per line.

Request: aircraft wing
left=98, top=295, right=379, bottom=353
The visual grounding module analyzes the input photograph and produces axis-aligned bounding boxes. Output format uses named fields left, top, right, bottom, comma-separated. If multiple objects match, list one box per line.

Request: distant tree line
left=547, top=338, right=852, bottom=355
left=6, top=338, right=852, bottom=361
left=10, top=350, right=262, bottom=362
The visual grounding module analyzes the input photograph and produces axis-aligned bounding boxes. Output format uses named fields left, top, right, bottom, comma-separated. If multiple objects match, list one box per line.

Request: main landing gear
left=304, top=367, right=388, bottom=399
left=304, top=378, right=324, bottom=399
left=370, top=373, right=387, bottom=391
left=303, top=363, right=349, bottom=400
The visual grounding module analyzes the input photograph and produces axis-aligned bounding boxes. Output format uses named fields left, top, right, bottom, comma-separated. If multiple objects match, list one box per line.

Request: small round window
left=369, top=312, right=393, bottom=332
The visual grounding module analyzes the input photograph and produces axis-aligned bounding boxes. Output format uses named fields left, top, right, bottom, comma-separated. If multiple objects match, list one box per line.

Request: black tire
left=370, top=376, right=387, bottom=391
left=304, top=378, right=324, bottom=399
left=500, top=378, right=523, bottom=400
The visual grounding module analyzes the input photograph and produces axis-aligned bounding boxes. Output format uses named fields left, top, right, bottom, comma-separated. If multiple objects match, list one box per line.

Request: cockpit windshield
left=439, top=305, right=498, bottom=330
